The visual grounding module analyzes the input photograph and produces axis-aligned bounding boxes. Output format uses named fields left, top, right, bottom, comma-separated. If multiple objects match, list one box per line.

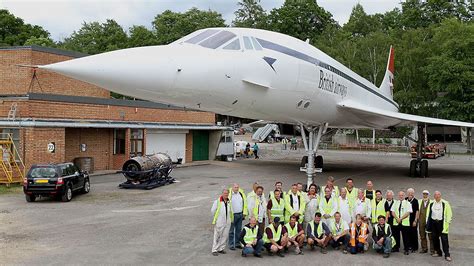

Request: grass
left=0, top=183, right=23, bottom=195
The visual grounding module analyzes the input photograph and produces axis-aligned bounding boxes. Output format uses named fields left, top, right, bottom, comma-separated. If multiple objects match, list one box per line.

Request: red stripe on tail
left=388, top=46, right=395, bottom=74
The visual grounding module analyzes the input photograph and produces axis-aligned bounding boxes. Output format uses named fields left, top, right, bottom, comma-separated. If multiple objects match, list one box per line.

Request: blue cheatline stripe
left=256, top=38, right=399, bottom=109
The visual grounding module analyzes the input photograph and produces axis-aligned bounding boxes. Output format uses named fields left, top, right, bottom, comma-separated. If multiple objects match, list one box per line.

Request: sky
left=1, top=0, right=402, bottom=41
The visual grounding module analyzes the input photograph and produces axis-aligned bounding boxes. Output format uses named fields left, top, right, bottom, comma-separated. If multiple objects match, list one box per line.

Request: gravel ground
left=0, top=149, right=473, bottom=265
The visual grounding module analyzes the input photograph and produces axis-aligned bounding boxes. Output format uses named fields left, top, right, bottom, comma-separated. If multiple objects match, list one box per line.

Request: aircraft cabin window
left=223, top=39, right=241, bottom=50
left=251, top=37, right=263, bottom=50
left=184, top=29, right=219, bottom=44
left=200, top=31, right=236, bottom=49
left=243, top=36, right=253, bottom=50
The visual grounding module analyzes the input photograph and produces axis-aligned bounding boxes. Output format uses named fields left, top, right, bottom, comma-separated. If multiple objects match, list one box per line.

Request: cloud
left=1, top=0, right=401, bottom=42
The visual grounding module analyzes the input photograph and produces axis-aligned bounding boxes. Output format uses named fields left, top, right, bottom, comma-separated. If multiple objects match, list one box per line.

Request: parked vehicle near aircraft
left=23, top=163, right=90, bottom=202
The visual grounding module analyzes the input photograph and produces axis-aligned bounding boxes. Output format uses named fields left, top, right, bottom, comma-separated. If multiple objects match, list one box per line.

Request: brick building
left=0, top=45, right=225, bottom=182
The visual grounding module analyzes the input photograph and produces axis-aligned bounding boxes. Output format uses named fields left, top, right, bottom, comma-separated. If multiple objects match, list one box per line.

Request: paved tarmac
left=0, top=150, right=473, bottom=265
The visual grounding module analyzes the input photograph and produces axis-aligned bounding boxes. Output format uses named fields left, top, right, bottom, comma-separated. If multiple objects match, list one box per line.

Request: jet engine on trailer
left=119, top=153, right=175, bottom=189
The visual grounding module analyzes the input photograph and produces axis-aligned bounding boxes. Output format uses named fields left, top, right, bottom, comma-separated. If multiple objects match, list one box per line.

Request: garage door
left=146, top=130, right=186, bottom=163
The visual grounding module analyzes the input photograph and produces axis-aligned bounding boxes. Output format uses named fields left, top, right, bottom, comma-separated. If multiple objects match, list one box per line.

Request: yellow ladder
left=0, top=133, right=25, bottom=184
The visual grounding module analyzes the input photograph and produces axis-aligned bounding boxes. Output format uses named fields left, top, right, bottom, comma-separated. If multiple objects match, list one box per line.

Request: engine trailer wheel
left=409, top=160, right=417, bottom=177
left=420, top=160, right=429, bottom=178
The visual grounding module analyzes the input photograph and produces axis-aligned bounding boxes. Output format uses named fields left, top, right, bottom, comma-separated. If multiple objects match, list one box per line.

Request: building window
left=130, top=129, right=144, bottom=157
left=113, top=129, right=126, bottom=155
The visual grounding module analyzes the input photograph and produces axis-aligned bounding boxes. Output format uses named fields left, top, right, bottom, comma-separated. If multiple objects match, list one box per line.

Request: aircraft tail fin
left=379, top=46, right=394, bottom=99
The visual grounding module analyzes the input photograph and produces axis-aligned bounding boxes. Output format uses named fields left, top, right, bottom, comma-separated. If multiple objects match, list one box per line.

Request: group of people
left=211, top=176, right=453, bottom=262
left=281, top=136, right=298, bottom=150
left=243, top=142, right=259, bottom=159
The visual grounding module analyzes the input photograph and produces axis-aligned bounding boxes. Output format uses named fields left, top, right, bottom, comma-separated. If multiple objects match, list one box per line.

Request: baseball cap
left=422, top=190, right=430, bottom=195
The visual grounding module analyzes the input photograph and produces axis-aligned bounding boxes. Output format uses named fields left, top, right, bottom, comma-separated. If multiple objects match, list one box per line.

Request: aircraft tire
left=420, top=160, right=429, bottom=178
left=315, top=155, right=323, bottom=169
left=300, top=156, right=308, bottom=168
left=409, top=160, right=417, bottom=177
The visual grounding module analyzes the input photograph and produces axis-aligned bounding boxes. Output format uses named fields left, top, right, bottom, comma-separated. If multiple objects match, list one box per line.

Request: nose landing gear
left=299, top=123, right=328, bottom=188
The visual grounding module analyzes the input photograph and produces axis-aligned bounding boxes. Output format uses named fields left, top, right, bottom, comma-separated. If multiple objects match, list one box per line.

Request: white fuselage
left=42, top=28, right=399, bottom=128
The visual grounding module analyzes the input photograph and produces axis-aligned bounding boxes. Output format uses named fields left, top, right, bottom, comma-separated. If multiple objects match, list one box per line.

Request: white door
left=146, top=130, right=187, bottom=163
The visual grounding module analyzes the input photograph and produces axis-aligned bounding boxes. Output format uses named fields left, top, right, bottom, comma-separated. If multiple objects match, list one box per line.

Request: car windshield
left=29, top=167, right=57, bottom=178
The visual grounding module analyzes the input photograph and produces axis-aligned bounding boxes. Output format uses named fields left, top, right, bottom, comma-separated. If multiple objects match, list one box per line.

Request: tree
left=232, top=0, right=267, bottom=28
left=128, top=25, right=158, bottom=47
left=153, top=8, right=226, bottom=45
left=266, top=0, right=336, bottom=41
left=344, top=3, right=382, bottom=37
left=424, top=19, right=474, bottom=122
left=24, top=36, right=56, bottom=47
left=61, top=19, right=128, bottom=54
left=0, top=9, right=52, bottom=46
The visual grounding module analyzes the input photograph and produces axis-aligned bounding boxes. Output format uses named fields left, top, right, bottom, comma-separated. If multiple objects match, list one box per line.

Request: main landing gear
left=299, top=123, right=328, bottom=188
left=409, top=124, right=429, bottom=178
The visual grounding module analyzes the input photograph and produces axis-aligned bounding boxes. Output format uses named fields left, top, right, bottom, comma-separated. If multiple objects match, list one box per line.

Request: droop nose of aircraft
left=39, top=46, right=177, bottom=97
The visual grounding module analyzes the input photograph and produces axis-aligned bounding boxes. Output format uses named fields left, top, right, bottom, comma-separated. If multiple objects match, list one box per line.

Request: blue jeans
left=228, top=212, right=243, bottom=248
left=243, top=239, right=264, bottom=255
left=350, top=242, right=365, bottom=254
left=374, top=237, right=392, bottom=254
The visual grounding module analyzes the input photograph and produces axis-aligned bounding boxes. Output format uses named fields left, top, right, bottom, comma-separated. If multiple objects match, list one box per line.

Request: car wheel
left=82, top=179, right=90, bottom=194
left=61, top=185, right=73, bottom=202
left=25, top=194, right=36, bottom=202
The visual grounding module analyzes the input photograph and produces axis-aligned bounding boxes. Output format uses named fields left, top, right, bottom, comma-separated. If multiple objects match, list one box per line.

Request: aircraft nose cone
left=40, top=46, right=176, bottom=97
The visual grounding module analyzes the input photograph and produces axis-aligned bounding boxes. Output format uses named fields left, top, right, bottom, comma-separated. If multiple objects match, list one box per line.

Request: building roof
left=0, top=93, right=197, bottom=111
left=0, top=45, right=88, bottom=58
left=0, top=118, right=229, bottom=130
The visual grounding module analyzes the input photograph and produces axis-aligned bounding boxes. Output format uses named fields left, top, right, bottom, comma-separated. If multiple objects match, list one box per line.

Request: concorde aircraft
left=37, top=27, right=474, bottom=186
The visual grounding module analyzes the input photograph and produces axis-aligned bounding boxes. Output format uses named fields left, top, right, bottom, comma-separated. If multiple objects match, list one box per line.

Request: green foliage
left=0, top=9, right=51, bottom=46
left=24, top=36, right=56, bottom=47
left=128, top=25, right=159, bottom=47
left=266, top=0, right=336, bottom=41
left=233, top=0, right=267, bottom=28
left=424, top=19, right=474, bottom=122
left=153, top=8, right=226, bottom=45
left=344, top=3, right=382, bottom=37
left=60, top=19, right=128, bottom=54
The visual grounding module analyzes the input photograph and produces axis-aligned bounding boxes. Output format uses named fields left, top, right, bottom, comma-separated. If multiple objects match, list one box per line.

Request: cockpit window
left=243, top=36, right=253, bottom=50
left=199, top=31, right=236, bottom=49
left=251, top=37, right=263, bottom=50
left=223, top=39, right=241, bottom=50
left=184, top=29, right=219, bottom=44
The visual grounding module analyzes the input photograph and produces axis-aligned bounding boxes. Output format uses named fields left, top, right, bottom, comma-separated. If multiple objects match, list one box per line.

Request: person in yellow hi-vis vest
left=320, top=176, right=339, bottom=198
left=239, top=217, right=264, bottom=258
left=371, top=190, right=386, bottom=224
left=426, top=191, right=452, bottom=262
left=247, top=185, right=267, bottom=235
left=284, top=184, right=305, bottom=223
left=263, top=217, right=285, bottom=257
left=282, top=215, right=305, bottom=255
left=228, top=183, right=247, bottom=250
left=267, top=189, right=285, bottom=224
left=269, top=181, right=286, bottom=201
left=319, top=186, right=338, bottom=227
left=211, top=188, right=233, bottom=256
left=345, top=178, right=359, bottom=208
left=372, top=215, right=394, bottom=258
left=390, top=191, right=412, bottom=255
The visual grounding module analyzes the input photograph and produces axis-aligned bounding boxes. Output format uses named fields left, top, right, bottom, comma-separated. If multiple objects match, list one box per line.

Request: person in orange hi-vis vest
left=349, top=214, right=368, bottom=254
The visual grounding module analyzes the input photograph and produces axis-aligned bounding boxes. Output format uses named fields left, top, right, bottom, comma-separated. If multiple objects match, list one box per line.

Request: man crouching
left=282, top=215, right=305, bottom=255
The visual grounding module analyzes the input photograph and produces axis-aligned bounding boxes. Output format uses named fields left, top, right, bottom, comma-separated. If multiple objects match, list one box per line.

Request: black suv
left=23, top=163, right=90, bottom=202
